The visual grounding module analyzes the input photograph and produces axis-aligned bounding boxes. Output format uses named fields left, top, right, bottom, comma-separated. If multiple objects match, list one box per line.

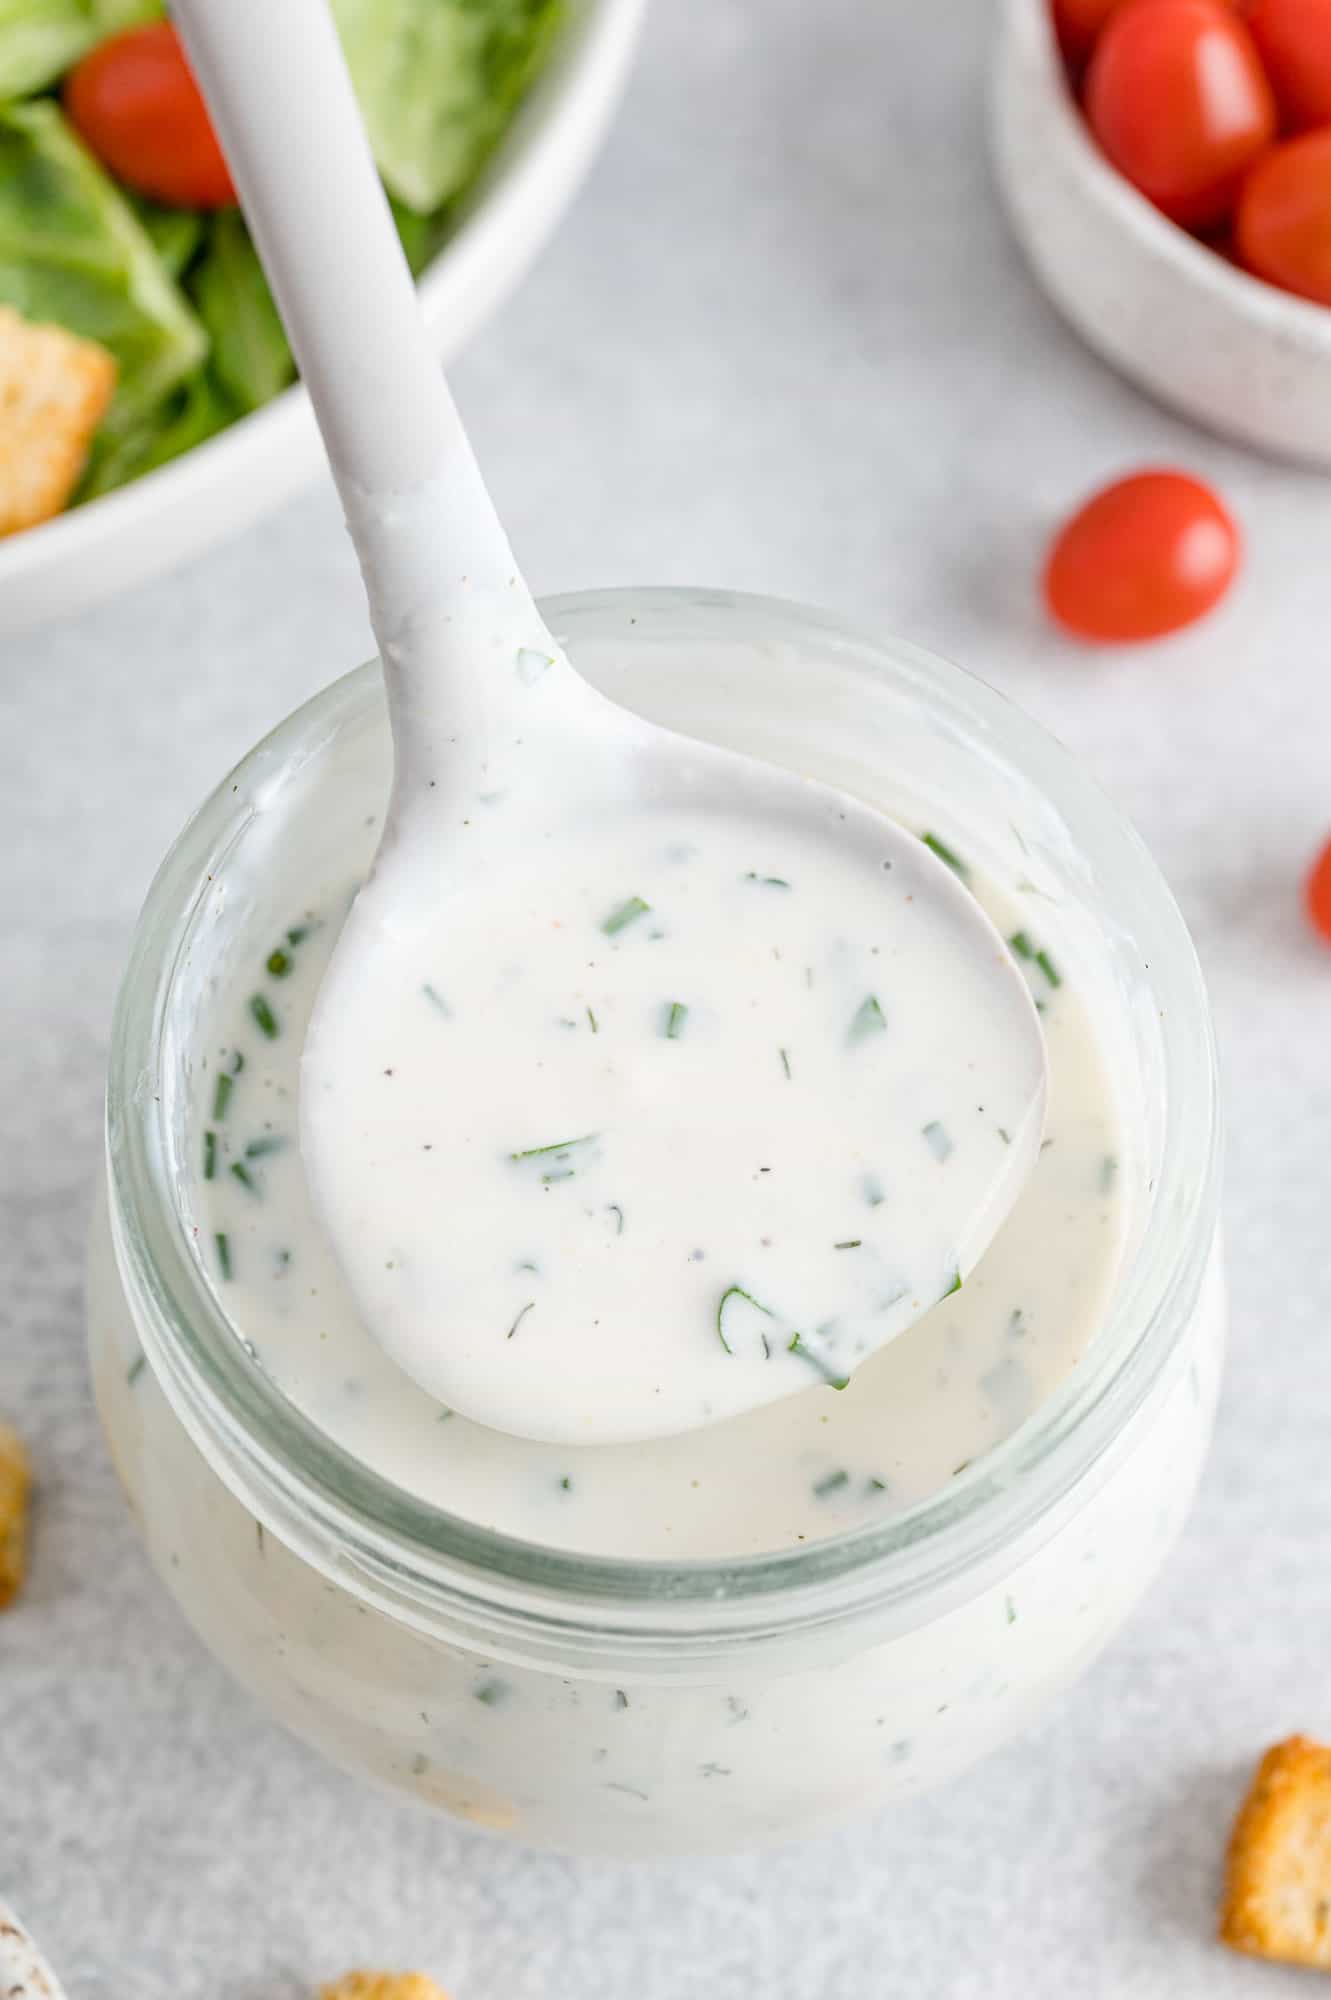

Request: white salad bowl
left=0, top=0, right=644, bottom=634
left=991, top=0, right=1331, bottom=467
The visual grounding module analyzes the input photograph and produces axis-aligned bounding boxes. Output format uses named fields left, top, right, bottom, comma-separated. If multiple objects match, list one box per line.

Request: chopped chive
left=868, top=1476, right=888, bottom=1492
left=506, top=1301, right=535, bottom=1340
left=212, top=1072, right=234, bottom=1121
left=997, top=1127, right=1012, bottom=1146
left=602, top=895, right=651, bottom=936
left=202, top=1130, right=217, bottom=1180
left=586, top=1005, right=599, bottom=1033
left=1007, top=1308, right=1026, bottom=1339
left=249, top=994, right=279, bottom=1038
left=286, top=923, right=312, bottom=947
left=604, top=1782, right=649, bottom=1800
left=716, top=1283, right=774, bottom=1355
left=127, top=1352, right=146, bottom=1387
left=848, top=994, right=887, bottom=1043
left=664, top=1000, right=688, bottom=1040
left=559, top=1475, right=572, bottom=1492
left=834, top=1239, right=862, bottom=1250
left=255, top=1521, right=266, bottom=1557
left=952, top=1458, right=972, bottom=1478
left=779, top=1047, right=792, bottom=1079
left=541, top=1168, right=575, bottom=1184
left=922, top=1120, right=954, bottom=1163
left=515, top=646, right=554, bottom=685
left=614, top=1689, right=630, bottom=1710
left=274, top=1248, right=292, bottom=1276
left=742, top=872, right=791, bottom=888
left=813, top=1469, right=850, bottom=1498
left=1006, top=1595, right=1017, bottom=1625
left=1008, top=930, right=1035, bottom=960
left=422, top=983, right=451, bottom=1017
left=1035, top=948, right=1062, bottom=990
left=862, top=1173, right=886, bottom=1207
left=922, top=832, right=968, bottom=878
left=941, top=1269, right=963, bottom=1299
left=214, top=1233, right=233, bottom=1281
left=607, top=1204, right=625, bottom=1235
left=266, top=948, right=291, bottom=978
left=1099, top=1154, right=1119, bottom=1194
left=229, top=1161, right=259, bottom=1196
left=473, top=1678, right=511, bottom=1707
left=787, top=1330, right=850, bottom=1391
left=244, top=1135, right=286, bottom=1159
left=510, top=1134, right=597, bottom=1160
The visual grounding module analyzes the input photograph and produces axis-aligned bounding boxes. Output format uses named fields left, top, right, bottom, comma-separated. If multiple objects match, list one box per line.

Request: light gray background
left=6, top=2, right=1330, bottom=1994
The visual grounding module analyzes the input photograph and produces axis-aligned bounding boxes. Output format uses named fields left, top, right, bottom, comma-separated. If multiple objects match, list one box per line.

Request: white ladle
left=175, top=0, right=1047, bottom=1446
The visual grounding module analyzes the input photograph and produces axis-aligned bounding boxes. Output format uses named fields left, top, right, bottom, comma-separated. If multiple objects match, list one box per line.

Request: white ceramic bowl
left=0, top=0, right=644, bottom=633
left=991, top=0, right=1331, bottom=467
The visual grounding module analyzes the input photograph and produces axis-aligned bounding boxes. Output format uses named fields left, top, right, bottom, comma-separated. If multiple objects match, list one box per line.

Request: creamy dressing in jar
left=189, top=825, right=1124, bottom=1561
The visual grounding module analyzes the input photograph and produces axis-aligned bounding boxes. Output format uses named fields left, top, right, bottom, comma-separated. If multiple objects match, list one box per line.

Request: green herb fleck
left=941, top=1269, right=963, bottom=1299
left=607, top=1204, right=625, bottom=1235
left=1099, top=1154, right=1118, bottom=1194
left=511, top=1133, right=597, bottom=1161
left=214, top=1233, right=233, bottom=1281
left=922, top=832, right=968, bottom=878
left=229, top=1161, right=259, bottom=1196
left=212, top=1072, right=234, bottom=1121
left=742, top=872, right=791, bottom=888
left=249, top=994, right=279, bottom=1038
left=255, top=1521, right=266, bottom=1557
left=813, top=1469, right=850, bottom=1498
left=266, top=948, right=291, bottom=978
left=602, top=895, right=651, bottom=936
left=779, top=1047, right=792, bottom=1079
left=862, top=1173, right=886, bottom=1207
left=1035, top=948, right=1062, bottom=990
left=834, top=1239, right=862, bottom=1250
left=997, top=1127, right=1012, bottom=1146
left=1005, top=1595, right=1017, bottom=1625
left=848, top=994, right=887, bottom=1043
left=1009, top=930, right=1034, bottom=961
left=127, top=1352, right=146, bottom=1387
left=244, top=1135, right=286, bottom=1159
left=664, top=1000, right=688, bottom=1040
left=203, top=1130, right=217, bottom=1180
left=586, top=1005, right=599, bottom=1033
left=286, top=924, right=312, bottom=947
left=868, top=1476, right=888, bottom=1493
left=614, top=1689, right=630, bottom=1709
left=559, top=1475, right=572, bottom=1492
left=515, top=647, right=554, bottom=686
left=716, top=1283, right=774, bottom=1355
left=922, top=1120, right=953, bottom=1162
left=422, top=983, right=451, bottom=1017
left=506, top=1301, right=535, bottom=1340
left=473, top=1677, right=511, bottom=1707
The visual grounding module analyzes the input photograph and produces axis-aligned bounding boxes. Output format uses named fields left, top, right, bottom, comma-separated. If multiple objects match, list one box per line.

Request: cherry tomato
left=65, top=22, right=234, bottom=209
left=1043, top=470, right=1240, bottom=642
left=1237, top=129, right=1331, bottom=304
left=1052, top=0, right=1237, bottom=66
left=1246, top=0, right=1331, bottom=131
left=1085, top=0, right=1276, bottom=228
left=1307, top=836, right=1331, bottom=945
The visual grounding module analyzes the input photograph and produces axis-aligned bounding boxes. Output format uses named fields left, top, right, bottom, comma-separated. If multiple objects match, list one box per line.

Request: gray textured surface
left=4, top=2, right=1331, bottom=1995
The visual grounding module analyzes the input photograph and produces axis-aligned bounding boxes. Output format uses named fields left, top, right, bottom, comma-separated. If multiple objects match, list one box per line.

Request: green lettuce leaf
left=0, top=0, right=161, bottom=99
left=0, top=98, right=205, bottom=436
left=188, top=209, right=293, bottom=413
left=131, top=197, right=204, bottom=281
left=78, top=362, right=235, bottom=499
left=331, top=0, right=563, bottom=213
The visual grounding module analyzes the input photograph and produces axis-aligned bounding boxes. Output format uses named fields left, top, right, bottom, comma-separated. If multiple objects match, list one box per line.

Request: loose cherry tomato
left=1246, top=0, right=1331, bottom=131
left=1085, top=0, right=1276, bottom=228
left=1307, top=836, right=1331, bottom=944
left=1043, top=470, right=1240, bottom=642
left=1237, top=128, right=1331, bottom=304
left=65, top=22, right=234, bottom=209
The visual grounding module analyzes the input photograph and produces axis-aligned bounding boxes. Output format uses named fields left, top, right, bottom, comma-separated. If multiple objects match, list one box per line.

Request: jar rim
left=107, top=586, right=1220, bottom=1642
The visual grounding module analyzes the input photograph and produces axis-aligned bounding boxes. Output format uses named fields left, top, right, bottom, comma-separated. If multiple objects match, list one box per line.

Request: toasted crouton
left=0, top=1421, right=31, bottom=1609
left=1220, top=1735, right=1331, bottom=1967
left=320, top=1977, right=450, bottom=2000
left=0, top=306, right=116, bottom=536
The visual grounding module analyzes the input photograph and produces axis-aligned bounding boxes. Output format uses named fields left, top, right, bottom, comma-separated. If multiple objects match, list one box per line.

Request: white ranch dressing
left=190, top=795, right=1123, bottom=1560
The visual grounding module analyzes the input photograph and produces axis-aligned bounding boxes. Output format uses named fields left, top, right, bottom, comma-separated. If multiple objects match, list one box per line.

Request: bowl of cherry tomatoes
left=992, top=0, right=1331, bottom=465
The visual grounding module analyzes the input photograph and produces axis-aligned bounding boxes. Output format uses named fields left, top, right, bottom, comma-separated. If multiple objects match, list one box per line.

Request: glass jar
left=89, top=588, right=1223, bottom=1858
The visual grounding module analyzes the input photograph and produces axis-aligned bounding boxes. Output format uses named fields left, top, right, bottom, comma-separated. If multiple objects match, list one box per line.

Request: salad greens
left=0, top=0, right=563, bottom=515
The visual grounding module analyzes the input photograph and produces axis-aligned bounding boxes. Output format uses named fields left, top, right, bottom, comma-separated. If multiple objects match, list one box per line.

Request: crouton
left=1220, top=1735, right=1331, bottom=1968
left=320, top=1977, right=450, bottom=2000
left=0, top=306, right=116, bottom=536
left=0, top=1421, right=30, bottom=1609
